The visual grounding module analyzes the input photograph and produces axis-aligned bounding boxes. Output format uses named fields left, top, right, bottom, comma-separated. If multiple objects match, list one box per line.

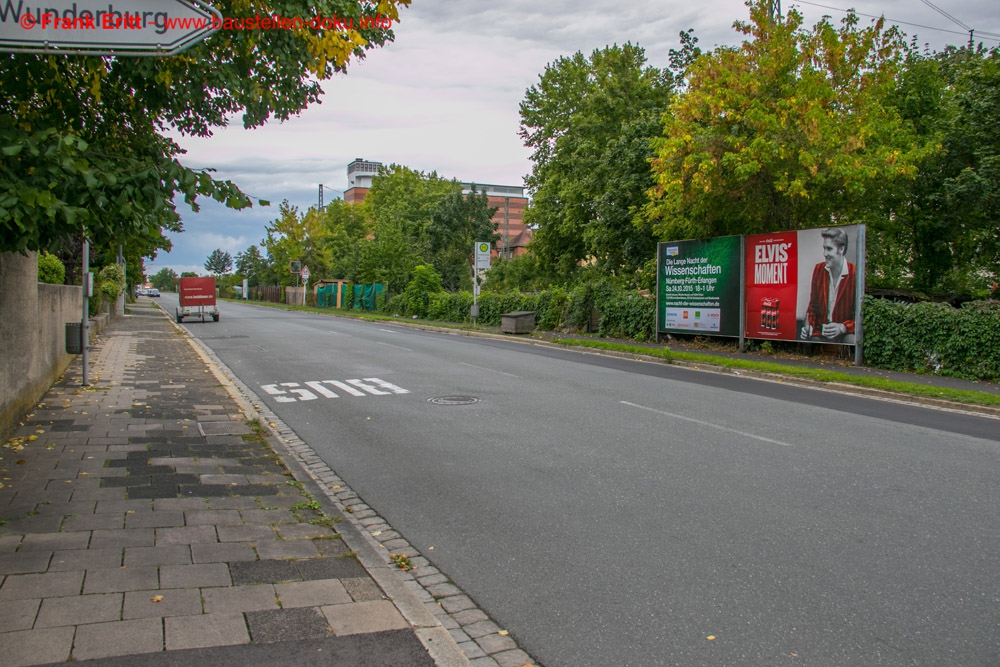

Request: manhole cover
left=427, top=396, right=481, bottom=405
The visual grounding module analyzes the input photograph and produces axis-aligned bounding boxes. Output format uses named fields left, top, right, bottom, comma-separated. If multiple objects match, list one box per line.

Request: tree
left=519, top=42, right=676, bottom=283
left=150, top=267, right=179, bottom=292
left=639, top=2, right=929, bottom=243
left=426, top=185, right=498, bottom=290
left=319, top=199, right=370, bottom=281
left=1, top=0, right=410, bottom=255
left=204, top=249, right=234, bottom=275
left=885, top=45, right=1000, bottom=295
left=358, top=165, right=458, bottom=288
left=235, top=245, right=268, bottom=287
left=261, top=202, right=332, bottom=286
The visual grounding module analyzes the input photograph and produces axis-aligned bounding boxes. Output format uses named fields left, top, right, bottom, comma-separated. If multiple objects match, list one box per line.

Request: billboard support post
left=854, top=225, right=867, bottom=366
left=738, top=235, right=746, bottom=352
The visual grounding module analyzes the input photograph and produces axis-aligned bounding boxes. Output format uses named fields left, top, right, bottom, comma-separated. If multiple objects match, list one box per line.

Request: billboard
left=744, top=225, right=863, bottom=345
left=657, top=236, right=742, bottom=337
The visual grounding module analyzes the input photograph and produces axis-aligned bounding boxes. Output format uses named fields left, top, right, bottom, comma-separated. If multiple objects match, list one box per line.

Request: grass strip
left=549, top=338, right=1000, bottom=408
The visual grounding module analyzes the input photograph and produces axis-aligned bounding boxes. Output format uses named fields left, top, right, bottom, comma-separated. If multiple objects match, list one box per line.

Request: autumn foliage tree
left=1, top=0, right=410, bottom=256
left=639, top=1, right=931, bottom=244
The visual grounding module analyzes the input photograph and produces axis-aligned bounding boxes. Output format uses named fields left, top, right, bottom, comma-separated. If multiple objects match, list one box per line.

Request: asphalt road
left=161, top=294, right=1000, bottom=667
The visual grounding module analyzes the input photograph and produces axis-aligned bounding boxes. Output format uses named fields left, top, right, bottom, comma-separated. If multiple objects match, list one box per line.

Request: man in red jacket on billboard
left=800, top=227, right=856, bottom=343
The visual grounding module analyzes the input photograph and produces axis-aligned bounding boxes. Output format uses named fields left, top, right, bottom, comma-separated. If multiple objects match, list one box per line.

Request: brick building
left=342, top=158, right=532, bottom=257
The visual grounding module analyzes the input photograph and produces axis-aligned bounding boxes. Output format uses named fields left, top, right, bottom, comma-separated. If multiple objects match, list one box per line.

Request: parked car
left=148, top=288, right=160, bottom=297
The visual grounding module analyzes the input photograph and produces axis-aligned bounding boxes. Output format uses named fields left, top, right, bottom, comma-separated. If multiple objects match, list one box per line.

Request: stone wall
left=0, top=252, right=83, bottom=440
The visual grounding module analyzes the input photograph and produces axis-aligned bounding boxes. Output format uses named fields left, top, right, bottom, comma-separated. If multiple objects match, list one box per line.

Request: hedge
left=862, top=296, right=1000, bottom=382
left=377, top=286, right=1000, bottom=382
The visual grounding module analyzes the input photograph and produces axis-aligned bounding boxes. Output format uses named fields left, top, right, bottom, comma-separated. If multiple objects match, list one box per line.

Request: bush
left=37, top=252, right=65, bottom=284
left=863, top=296, right=1000, bottom=382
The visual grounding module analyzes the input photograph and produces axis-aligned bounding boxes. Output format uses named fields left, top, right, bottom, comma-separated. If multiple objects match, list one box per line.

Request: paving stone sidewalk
left=0, top=303, right=451, bottom=666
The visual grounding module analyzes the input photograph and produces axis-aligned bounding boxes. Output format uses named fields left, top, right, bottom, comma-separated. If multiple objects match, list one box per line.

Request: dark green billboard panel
left=658, top=236, right=742, bottom=337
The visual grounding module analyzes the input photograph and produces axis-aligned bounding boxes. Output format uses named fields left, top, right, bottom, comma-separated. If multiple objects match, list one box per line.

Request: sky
left=146, top=0, right=1000, bottom=278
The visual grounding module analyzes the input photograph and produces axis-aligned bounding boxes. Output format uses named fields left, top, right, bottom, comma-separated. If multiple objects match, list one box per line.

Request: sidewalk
left=0, top=301, right=465, bottom=666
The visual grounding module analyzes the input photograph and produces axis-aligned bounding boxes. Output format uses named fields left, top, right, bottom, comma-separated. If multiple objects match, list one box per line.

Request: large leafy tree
left=426, top=185, right=498, bottom=290
left=318, top=200, right=370, bottom=282
left=519, top=42, right=676, bottom=283
left=885, top=45, right=1000, bottom=295
left=1, top=0, right=410, bottom=255
left=150, top=267, right=179, bottom=292
left=261, top=202, right=332, bottom=286
left=639, top=1, right=929, bottom=243
left=235, top=245, right=268, bottom=286
left=358, top=164, right=457, bottom=288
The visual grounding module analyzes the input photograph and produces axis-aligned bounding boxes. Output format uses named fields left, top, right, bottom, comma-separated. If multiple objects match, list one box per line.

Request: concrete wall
left=0, top=252, right=83, bottom=441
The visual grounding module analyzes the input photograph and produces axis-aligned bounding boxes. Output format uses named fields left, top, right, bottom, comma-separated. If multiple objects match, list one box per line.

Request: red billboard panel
left=745, top=225, right=862, bottom=345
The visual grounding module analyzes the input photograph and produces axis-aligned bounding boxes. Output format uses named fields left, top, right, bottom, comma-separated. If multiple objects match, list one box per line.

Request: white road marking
left=379, top=329, right=397, bottom=333
left=323, top=380, right=367, bottom=397
left=620, top=401, right=793, bottom=447
left=260, top=378, right=409, bottom=402
left=459, top=362, right=519, bottom=378
left=377, top=341, right=413, bottom=351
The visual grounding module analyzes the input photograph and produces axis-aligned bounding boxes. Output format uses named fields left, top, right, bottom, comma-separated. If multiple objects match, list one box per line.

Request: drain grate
left=198, top=421, right=254, bottom=436
left=427, top=396, right=481, bottom=406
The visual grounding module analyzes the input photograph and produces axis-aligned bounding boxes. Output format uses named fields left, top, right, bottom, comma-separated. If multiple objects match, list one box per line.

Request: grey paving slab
left=34, top=592, right=123, bottom=628
left=202, top=583, right=278, bottom=613
left=229, top=559, right=301, bottom=585
left=322, top=600, right=409, bottom=636
left=123, top=545, right=192, bottom=567
left=124, top=510, right=184, bottom=529
left=159, top=562, right=231, bottom=589
left=82, top=566, right=158, bottom=594
left=254, top=539, right=320, bottom=560
left=123, top=587, right=203, bottom=619
left=0, top=570, right=83, bottom=599
left=275, top=579, right=352, bottom=608
left=49, top=547, right=123, bottom=571
left=190, top=541, right=256, bottom=563
left=60, top=513, right=124, bottom=531
left=296, top=556, right=367, bottom=581
left=155, top=525, right=218, bottom=545
left=0, top=626, right=75, bottom=667
left=18, top=531, right=91, bottom=552
left=342, top=577, right=385, bottom=602
left=71, top=617, right=164, bottom=660
left=184, top=509, right=245, bottom=526
left=0, top=550, right=53, bottom=574
left=0, top=597, right=40, bottom=632
left=246, top=607, right=332, bottom=643
left=215, top=525, right=275, bottom=543
left=164, top=612, right=250, bottom=650
left=88, top=528, right=154, bottom=549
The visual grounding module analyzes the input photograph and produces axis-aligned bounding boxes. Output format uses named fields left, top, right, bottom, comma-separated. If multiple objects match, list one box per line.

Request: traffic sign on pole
left=0, top=0, right=221, bottom=56
left=475, top=241, right=491, bottom=271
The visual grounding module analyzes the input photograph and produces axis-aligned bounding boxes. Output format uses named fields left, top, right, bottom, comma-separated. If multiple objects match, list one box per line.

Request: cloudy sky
left=147, top=0, right=1000, bottom=278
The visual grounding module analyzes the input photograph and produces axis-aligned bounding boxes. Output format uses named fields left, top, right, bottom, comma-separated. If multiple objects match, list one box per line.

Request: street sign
left=475, top=241, right=491, bottom=271
left=0, top=0, right=221, bottom=56
left=300, top=265, right=310, bottom=282
left=289, top=261, right=301, bottom=274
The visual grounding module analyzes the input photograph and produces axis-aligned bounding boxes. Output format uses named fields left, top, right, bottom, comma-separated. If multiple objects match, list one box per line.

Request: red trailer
left=176, top=277, right=219, bottom=323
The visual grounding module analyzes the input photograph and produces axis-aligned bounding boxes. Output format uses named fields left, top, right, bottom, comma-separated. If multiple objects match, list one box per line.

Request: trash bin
left=500, top=311, right=536, bottom=334
left=65, top=322, right=82, bottom=354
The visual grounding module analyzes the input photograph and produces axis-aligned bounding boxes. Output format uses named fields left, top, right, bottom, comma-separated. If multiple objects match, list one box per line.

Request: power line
left=791, top=0, right=1000, bottom=43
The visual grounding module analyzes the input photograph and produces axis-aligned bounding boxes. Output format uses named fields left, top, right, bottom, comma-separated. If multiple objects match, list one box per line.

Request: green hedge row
left=378, top=287, right=1000, bottom=382
left=381, top=281, right=656, bottom=341
left=862, top=296, right=1000, bottom=382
